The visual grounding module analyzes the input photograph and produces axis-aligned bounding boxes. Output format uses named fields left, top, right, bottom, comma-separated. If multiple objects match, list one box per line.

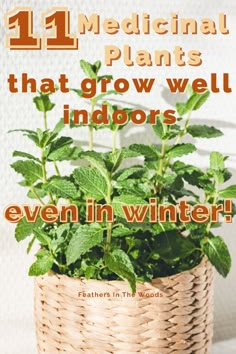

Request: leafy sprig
left=9, top=60, right=234, bottom=292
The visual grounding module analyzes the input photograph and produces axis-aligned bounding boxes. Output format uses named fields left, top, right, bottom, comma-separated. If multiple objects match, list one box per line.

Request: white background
left=0, top=1, right=236, bottom=353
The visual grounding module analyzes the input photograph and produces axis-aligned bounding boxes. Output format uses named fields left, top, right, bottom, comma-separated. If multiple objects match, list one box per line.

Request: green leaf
left=48, top=136, right=73, bottom=149
left=93, top=90, right=119, bottom=104
left=154, top=231, right=196, bottom=260
left=33, top=94, right=55, bottom=112
left=164, top=125, right=181, bottom=140
left=201, top=236, right=231, bottom=277
left=118, top=219, right=152, bottom=232
left=36, top=128, right=43, bottom=143
left=108, top=150, right=124, bottom=173
left=114, top=166, right=144, bottom=181
left=115, top=179, right=150, bottom=198
left=47, top=137, right=82, bottom=161
left=81, top=150, right=105, bottom=160
left=66, top=223, right=103, bottom=265
left=152, top=118, right=164, bottom=139
left=50, top=147, right=81, bottom=161
left=112, top=195, right=147, bottom=218
left=210, top=152, right=225, bottom=171
left=186, top=90, right=210, bottom=111
left=27, top=134, right=41, bottom=146
left=15, top=216, right=43, bottom=242
left=187, top=125, right=223, bottom=138
left=219, top=185, right=236, bottom=198
left=209, top=152, right=227, bottom=184
left=8, top=129, right=36, bottom=134
left=33, top=229, right=51, bottom=246
left=13, top=151, right=40, bottom=162
left=8, top=129, right=40, bottom=146
left=73, top=167, right=108, bottom=201
left=104, top=249, right=136, bottom=293
left=43, top=177, right=77, bottom=199
left=223, top=169, right=232, bottom=182
left=172, top=160, right=212, bottom=189
left=53, top=118, right=65, bottom=134
left=97, top=75, right=113, bottom=83
left=71, top=88, right=84, bottom=97
left=27, top=184, right=47, bottom=199
left=37, top=130, right=58, bottom=148
left=186, top=84, right=194, bottom=96
left=112, top=226, right=133, bottom=237
left=93, top=60, right=102, bottom=73
left=29, top=249, right=54, bottom=276
left=129, top=144, right=160, bottom=159
left=172, top=161, right=203, bottom=175
left=26, top=236, right=36, bottom=254
left=56, top=223, right=70, bottom=238
left=11, top=160, right=43, bottom=184
left=82, top=154, right=110, bottom=183
left=85, top=266, right=96, bottom=279
left=102, top=103, right=131, bottom=131
left=192, top=90, right=210, bottom=110
left=152, top=222, right=177, bottom=235
left=176, top=102, right=188, bottom=116
left=167, top=143, right=196, bottom=158
left=50, top=224, right=71, bottom=253
left=80, top=59, right=97, bottom=79
left=121, top=147, right=140, bottom=159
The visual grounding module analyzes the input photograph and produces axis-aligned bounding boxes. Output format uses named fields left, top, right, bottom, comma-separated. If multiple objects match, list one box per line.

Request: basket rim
left=36, top=256, right=211, bottom=287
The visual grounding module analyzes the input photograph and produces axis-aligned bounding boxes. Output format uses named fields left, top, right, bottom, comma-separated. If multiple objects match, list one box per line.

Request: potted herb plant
left=10, top=60, right=235, bottom=353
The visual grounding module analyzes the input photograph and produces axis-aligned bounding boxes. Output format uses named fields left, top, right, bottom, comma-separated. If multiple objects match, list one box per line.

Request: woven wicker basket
left=34, top=257, right=214, bottom=354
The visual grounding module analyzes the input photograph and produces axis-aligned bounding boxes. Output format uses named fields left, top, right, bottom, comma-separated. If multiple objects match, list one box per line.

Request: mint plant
left=10, top=60, right=235, bottom=292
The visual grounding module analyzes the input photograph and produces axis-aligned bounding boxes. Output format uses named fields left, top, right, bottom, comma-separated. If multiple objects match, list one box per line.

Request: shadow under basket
left=34, top=257, right=214, bottom=354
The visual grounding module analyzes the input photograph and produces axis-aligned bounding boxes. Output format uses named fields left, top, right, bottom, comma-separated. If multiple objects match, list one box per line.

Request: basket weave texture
left=34, top=257, right=214, bottom=354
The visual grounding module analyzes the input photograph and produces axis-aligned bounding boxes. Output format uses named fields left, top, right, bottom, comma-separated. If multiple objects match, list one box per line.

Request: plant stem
left=41, top=149, right=55, bottom=204
left=158, top=139, right=166, bottom=176
left=175, top=110, right=192, bottom=145
left=89, top=100, right=95, bottom=150
left=156, top=139, right=167, bottom=196
left=112, top=130, right=117, bottom=153
left=42, top=110, right=61, bottom=199
left=206, top=188, right=218, bottom=234
left=44, top=110, right=61, bottom=177
left=30, top=187, right=45, bottom=205
left=162, top=110, right=193, bottom=178
left=89, top=126, right=93, bottom=151
left=43, top=110, right=48, bottom=130
left=53, top=161, right=61, bottom=176
left=53, top=258, right=67, bottom=273
left=105, top=174, right=112, bottom=252
left=156, top=110, right=193, bottom=197
left=106, top=223, right=112, bottom=251
left=41, top=155, right=47, bottom=182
